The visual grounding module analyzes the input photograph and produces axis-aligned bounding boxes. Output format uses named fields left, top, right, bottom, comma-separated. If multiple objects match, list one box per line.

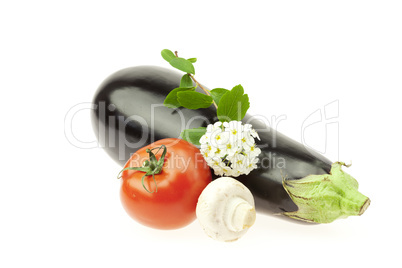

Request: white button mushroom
left=196, top=177, right=256, bottom=242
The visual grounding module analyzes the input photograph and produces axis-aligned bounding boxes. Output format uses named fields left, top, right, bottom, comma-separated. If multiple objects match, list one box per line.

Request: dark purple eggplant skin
left=91, top=65, right=332, bottom=217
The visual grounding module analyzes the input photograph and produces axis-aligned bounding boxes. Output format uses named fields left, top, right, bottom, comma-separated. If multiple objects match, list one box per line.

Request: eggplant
left=91, top=65, right=370, bottom=223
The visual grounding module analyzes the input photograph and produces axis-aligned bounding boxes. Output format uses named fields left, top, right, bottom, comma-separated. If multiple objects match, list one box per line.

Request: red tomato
left=120, top=138, right=212, bottom=230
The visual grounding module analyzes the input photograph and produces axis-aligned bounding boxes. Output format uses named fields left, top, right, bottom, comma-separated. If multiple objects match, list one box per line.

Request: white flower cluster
left=199, top=121, right=261, bottom=177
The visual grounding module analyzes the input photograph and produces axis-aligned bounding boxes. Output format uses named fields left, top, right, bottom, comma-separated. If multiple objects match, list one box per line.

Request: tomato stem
left=117, top=145, right=167, bottom=193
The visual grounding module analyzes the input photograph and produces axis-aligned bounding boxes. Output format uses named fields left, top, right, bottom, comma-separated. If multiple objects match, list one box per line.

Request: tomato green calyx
left=117, top=145, right=167, bottom=193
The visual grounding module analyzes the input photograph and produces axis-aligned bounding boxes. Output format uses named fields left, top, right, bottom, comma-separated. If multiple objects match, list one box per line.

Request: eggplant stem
left=282, top=162, right=371, bottom=223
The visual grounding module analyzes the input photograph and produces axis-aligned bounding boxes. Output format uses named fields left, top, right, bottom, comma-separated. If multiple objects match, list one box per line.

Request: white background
left=1, top=1, right=401, bottom=267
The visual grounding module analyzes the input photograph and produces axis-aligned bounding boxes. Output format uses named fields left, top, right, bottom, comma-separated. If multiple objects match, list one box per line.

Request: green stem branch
left=189, top=74, right=218, bottom=110
left=174, top=50, right=218, bottom=110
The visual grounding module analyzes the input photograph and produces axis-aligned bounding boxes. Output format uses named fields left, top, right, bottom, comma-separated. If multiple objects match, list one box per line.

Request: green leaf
left=177, top=91, right=213, bottom=109
left=164, top=87, right=195, bottom=108
left=181, top=127, right=207, bottom=146
left=210, top=88, right=229, bottom=106
left=180, top=74, right=193, bottom=88
left=169, top=57, right=195, bottom=74
left=187, top=58, right=197, bottom=63
left=161, top=49, right=176, bottom=62
left=217, top=84, right=250, bottom=122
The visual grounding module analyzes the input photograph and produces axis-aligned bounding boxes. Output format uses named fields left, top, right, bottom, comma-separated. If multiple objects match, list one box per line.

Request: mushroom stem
left=225, top=197, right=256, bottom=232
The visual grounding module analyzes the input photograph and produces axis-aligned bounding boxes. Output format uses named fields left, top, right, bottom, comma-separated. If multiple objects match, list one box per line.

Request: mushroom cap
left=196, top=177, right=256, bottom=242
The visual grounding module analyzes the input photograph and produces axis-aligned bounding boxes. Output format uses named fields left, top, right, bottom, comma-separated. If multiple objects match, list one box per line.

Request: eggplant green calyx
left=117, top=145, right=167, bottom=193
left=282, top=162, right=371, bottom=223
